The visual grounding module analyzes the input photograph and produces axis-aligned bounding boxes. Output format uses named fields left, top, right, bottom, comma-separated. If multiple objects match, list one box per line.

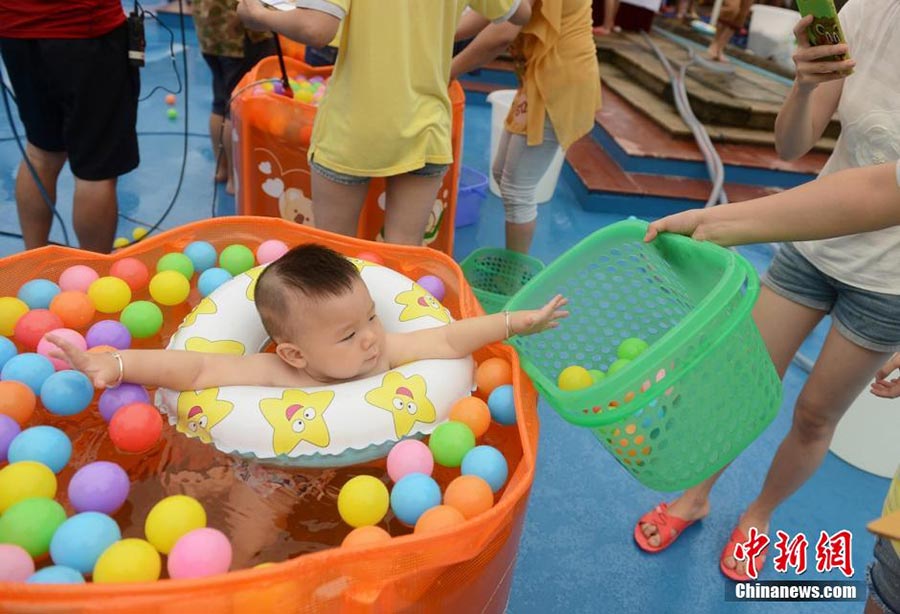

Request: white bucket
left=486, top=89, right=566, bottom=204
left=747, top=5, right=801, bottom=72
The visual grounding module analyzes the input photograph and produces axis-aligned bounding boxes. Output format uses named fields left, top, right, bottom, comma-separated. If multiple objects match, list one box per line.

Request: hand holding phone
left=790, top=14, right=855, bottom=91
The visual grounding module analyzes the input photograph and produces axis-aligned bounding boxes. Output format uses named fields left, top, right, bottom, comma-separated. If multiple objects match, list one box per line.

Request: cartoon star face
left=365, top=372, right=436, bottom=438
left=395, top=284, right=451, bottom=324
left=180, top=297, right=217, bottom=329
left=346, top=257, right=376, bottom=272
left=184, top=337, right=246, bottom=356
left=176, top=389, right=234, bottom=444
left=245, top=266, right=265, bottom=301
left=259, top=390, right=334, bottom=455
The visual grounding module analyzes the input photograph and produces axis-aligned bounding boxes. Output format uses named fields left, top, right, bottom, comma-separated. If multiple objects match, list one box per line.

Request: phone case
left=796, top=0, right=851, bottom=62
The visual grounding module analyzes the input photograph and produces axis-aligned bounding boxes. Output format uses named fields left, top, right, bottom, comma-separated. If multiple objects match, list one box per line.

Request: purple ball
left=0, top=415, right=21, bottom=463
left=417, top=275, right=446, bottom=302
left=67, top=461, right=130, bottom=514
left=98, top=383, right=151, bottom=422
left=85, top=320, right=132, bottom=350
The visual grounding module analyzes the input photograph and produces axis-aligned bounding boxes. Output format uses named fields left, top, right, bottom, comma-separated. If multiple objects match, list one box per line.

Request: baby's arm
left=387, top=295, right=567, bottom=366
left=237, top=0, right=340, bottom=48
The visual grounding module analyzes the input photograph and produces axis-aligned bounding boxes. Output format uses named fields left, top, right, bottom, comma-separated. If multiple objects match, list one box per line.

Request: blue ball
left=390, top=472, right=441, bottom=526
left=487, top=384, right=516, bottom=426
left=27, top=565, right=85, bottom=584
left=197, top=267, right=233, bottom=298
left=1, top=353, right=55, bottom=395
left=17, top=279, right=60, bottom=310
left=50, top=512, right=121, bottom=574
left=183, top=241, right=218, bottom=273
left=461, top=445, right=509, bottom=493
left=40, top=370, right=94, bottom=416
left=0, top=336, right=17, bottom=371
left=8, top=425, right=72, bottom=473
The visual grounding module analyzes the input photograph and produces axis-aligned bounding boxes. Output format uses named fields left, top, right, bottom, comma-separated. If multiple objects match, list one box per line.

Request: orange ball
left=341, top=525, right=392, bottom=548
left=0, top=380, right=37, bottom=426
left=413, top=505, right=465, bottom=535
left=87, top=345, right=117, bottom=354
left=49, top=291, right=95, bottom=330
left=475, top=358, right=512, bottom=398
left=443, top=475, right=494, bottom=520
left=448, top=397, right=491, bottom=438
left=109, top=258, right=151, bottom=292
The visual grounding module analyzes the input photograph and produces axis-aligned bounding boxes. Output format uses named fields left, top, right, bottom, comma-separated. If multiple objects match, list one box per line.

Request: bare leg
left=72, top=178, right=118, bottom=253
left=382, top=173, right=444, bottom=246
left=707, top=24, right=736, bottom=62
left=210, top=112, right=227, bottom=183
left=310, top=170, right=369, bottom=237
left=505, top=220, right=537, bottom=254
left=223, top=118, right=235, bottom=195
left=15, top=142, right=66, bottom=249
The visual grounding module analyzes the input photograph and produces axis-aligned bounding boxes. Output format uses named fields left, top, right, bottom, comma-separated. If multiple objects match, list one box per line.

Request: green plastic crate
left=460, top=247, right=545, bottom=315
left=505, top=220, right=782, bottom=491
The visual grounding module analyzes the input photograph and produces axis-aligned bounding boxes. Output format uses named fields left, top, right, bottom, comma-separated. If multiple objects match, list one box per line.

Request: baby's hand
left=511, top=294, right=569, bottom=337
left=46, top=334, right=119, bottom=389
left=871, top=352, right=900, bottom=399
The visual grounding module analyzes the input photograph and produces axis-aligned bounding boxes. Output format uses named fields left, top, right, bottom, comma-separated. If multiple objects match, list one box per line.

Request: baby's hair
left=255, top=243, right=361, bottom=341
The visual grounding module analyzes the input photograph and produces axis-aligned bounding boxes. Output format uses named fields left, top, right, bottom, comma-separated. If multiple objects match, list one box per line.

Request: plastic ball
left=93, top=539, right=161, bottom=583
left=109, top=258, right=151, bottom=291
left=157, top=252, right=195, bottom=279
left=0, top=415, right=21, bottom=462
left=0, top=544, right=35, bottom=582
left=144, top=495, right=207, bottom=555
left=87, top=344, right=117, bottom=354
left=0, top=461, right=57, bottom=513
left=337, top=475, right=390, bottom=528
left=67, top=461, right=129, bottom=516
left=390, top=473, right=441, bottom=526
left=167, top=108, right=178, bottom=120
left=386, top=439, right=433, bottom=483
left=342, top=525, right=391, bottom=548
left=49, top=291, right=95, bottom=330
left=50, top=512, right=121, bottom=574
left=0, top=380, right=36, bottom=425
left=98, top=382, right=150, bottom=422
left=0, top=497, right=66, bottom=556
left=58, top=265, right=99, bottom=293
left=0, top=296, right=29, bottom=337
left=414, top=505, right=466, bottom=535
left=416, top=275, right=445, bottom=302
left=1, top=353, right=55, bottom=395
left=607, top=358, right=631, bottom=376
left=475, top=358, right=512, bottom=398
left=132, top=227, right=149, bottom=241
left=183, top=241, right=218, bottom=273
left=38, top=328, right=87, bottom=370
left=165, top=93, right=176, bottom=106
left=461, top=445, right=509, bottom=493
left=17, top=279, right=61, bottom=310
left=87, top=277, right=132, bottom=314
left=618, top=337, right=649, bottom=360
left=8, top=426, right=72, bottom=473
left=197, top=268, right=233, bottom=297
left=0, top=336, right=17, bottom=371
left=443, top=475, right=494, bottom=520
left=448, top=396, right=491, bottom=438
left=486, top=384, right=516, bottom=426
left=120, top=301, right=163, bottom=339
left=149, top=270, right=191, bottom=306
left=256, top=240, right=289, bottom=264
left=40, top=370, right=94, bottom=417
left=558, top=365, right=593, bottom=391
left=27, top=565, right=85, bottom=584
left=14, top=309, right=64, bottom=350
left=428, top=422, right=476, bottom=468
left=113, top=237, right=130, bottom=249
left=589, top=369, right=606, bottom=383
left=219, top=244, right=256, bottom=276
left=167, top=528, right=232, bottom=579
left=108, top=402, right=162, bottom=454
left=85, top=320, right=131, bottom=350
left=356, top=251, right=384, bottom=266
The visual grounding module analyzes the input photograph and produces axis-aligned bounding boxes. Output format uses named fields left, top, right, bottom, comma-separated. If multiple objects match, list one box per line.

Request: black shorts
left=0, top=23, right=140, bottom=181
left=203, top=36, right=275, bottom=117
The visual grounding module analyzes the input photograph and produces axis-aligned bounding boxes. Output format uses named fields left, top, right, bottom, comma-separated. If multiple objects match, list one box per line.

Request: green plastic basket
left=460, top=247, right=545, bottom=315
left=505, top=220, right=782, bottom=491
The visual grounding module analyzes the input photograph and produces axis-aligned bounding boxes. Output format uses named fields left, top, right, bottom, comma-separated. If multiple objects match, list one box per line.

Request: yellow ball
left=254, top=562, right=276, bottom=569
left=0, top=296, right=29, bottom=337
left=0, top=461, right=57, bottom=513
left=148, top=271, right=191, bottom=307
left=113, top=237, right=130, bottom=249
left=132, top=227, right=149, bottom=241
left=558, top=365, right=594, bottom=391
left=144, top=495, right=206, bottom=554
left=88, top=276, right=132, bottom=314
left=93, top=539, right=161, bottom=583
left=337, top=475, right=389, bottom=528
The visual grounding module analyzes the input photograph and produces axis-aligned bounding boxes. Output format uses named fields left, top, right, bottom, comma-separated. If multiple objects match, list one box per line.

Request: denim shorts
left=762, top=243, right=900, bottom=353
left=309, top=158, right=448, bottom=186
left=867, top=537, right=900, bottom=614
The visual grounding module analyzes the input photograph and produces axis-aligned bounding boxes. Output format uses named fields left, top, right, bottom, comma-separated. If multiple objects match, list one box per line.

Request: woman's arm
left=451, top=21, right=523, bottom=80
left=237, top=0, right=340, bottom=48
left=455, top=8, right=491, bottom=42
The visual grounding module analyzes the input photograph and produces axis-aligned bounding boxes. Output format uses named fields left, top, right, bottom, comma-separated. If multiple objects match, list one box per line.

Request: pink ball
left=58, top=265, right=99, bottom=293
left=0, top=544, right=35, bottom=581
left=167, top=528, right=233, bottom=579
left=256, top=240, right=289, bottom=265
left=386, top=439, right=434, bottom=483
left=38, top=328, right=87, bottom=371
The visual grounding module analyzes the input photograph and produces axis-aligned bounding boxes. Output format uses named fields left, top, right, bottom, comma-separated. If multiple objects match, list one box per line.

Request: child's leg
left=383, top=171, right=446, bottom=245
left=209, top=112, right=227, bottom=182
left=310, top=163, right=370, bottom=237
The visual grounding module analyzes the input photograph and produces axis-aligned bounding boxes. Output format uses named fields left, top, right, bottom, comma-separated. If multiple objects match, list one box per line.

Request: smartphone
left=795, top=0, right=851, bottom=64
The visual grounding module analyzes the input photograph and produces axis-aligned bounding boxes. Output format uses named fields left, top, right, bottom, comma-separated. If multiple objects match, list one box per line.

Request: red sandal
left=633, top=502, right=698, bottom=553
left=720, top=526, right=768, bottom=581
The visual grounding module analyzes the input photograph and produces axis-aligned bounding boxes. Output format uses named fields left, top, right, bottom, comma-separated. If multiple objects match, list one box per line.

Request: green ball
left=607, top=359, right=631, bottom=376
left=428, top=421, right=476, bottom=468
left=157, top=252, right=195, bottom=280
left=617, top=337, right=649, bottom=360
left=167, top=108, right=178, bottom=120
left=0, top=497, right=67, bottom=557
left=219, top=244, right=256, bottom=276
left=120, top=301, right=164, bottom=339
left=589, top=369, right=606, bottom=383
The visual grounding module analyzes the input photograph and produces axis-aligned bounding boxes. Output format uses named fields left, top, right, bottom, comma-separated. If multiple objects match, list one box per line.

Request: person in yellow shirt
left=237, top=0, right=532, bottom=246
left=451, top=0, right=601, bottom=254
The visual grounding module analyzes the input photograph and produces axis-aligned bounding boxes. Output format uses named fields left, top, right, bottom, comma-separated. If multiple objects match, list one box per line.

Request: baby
left=50, top=244, right=567, bottom=390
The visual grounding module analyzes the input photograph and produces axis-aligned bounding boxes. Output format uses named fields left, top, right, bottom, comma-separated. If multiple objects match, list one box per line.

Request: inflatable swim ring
left=155, top=258, right=475, bottom=467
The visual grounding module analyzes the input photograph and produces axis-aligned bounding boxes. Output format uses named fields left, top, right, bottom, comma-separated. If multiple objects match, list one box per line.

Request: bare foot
left=225, top=179, right=235, bottom=196
left=639, top=496, right=710, bottom=548
left=721, top=508, right=770, bottom=577
left=215, top=169, right=228, bottom=183
left=593, top=26, right=612, bottom=36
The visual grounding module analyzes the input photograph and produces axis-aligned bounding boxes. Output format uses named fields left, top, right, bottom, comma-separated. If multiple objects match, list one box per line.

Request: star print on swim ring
left=155, top=258, right=474, bottom=467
